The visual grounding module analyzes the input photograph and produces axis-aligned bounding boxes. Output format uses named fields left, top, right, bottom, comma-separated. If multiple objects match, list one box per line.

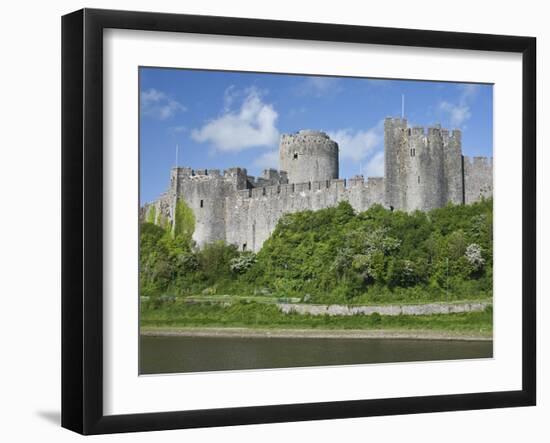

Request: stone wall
left=165, top=167, right=251, bottom=247
left=463, top=156, right=493, bottom=204
left=279, top=301, right=491, bottom=316
left=444, top=129, right=464, bottom=204
left=225, top=176, right=385, bottom=252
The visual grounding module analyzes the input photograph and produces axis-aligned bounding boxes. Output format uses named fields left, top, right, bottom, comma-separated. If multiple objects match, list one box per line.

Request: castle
left=142, top=118, right=493, bottom=252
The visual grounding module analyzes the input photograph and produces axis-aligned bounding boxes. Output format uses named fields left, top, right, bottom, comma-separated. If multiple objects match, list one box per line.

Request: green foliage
left=248, top=199, right=492, bottom=302
left=198, top=241, right=239, bottom=281
left=230, top=252, right=257, bottom=274
left=139, top=199, right=493, bottom=305
left=173, top=199, right=195, bottom=243
left=146, top=205, right=156, bottom=224
left=140, top=216, right=244, bottom=297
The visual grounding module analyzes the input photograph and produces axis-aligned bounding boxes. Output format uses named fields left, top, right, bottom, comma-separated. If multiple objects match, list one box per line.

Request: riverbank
left=140, top=326, right=492, bottom=341
left=141, top=300, right=493, bottom=337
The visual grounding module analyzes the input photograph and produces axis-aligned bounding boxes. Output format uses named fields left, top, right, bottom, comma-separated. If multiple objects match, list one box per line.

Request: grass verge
left=141, top=300, right=493, bottom=336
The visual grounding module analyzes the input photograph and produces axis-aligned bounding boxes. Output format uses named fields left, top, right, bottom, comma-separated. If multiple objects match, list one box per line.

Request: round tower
left=279, top=130, right=339, bottom=184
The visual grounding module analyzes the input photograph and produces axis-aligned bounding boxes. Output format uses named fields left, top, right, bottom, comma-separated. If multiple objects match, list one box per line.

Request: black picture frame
left=61, top=8, right=536, bottom=435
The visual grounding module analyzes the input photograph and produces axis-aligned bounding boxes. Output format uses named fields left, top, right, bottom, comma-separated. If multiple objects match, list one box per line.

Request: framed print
left=61, top=8, right=536, bottom=435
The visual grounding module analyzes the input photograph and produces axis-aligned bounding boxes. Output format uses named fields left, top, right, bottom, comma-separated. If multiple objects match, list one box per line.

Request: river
left=140, top=335, right=492, bottom=374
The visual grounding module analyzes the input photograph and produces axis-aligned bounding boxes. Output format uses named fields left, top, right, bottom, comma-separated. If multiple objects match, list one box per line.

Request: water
left=140, top=335, right=493, bottom=374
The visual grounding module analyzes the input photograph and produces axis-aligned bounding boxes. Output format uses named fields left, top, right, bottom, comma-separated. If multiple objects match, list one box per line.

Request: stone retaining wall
left=278, top=301, right=491, bottom=316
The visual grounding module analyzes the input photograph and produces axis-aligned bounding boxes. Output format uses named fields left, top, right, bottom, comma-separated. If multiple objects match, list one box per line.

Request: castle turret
left=279, top=130, right=339, bottom=184
left=384, top=117, right=408, bottom=210
left=385, top=118, right=454, bottom=212
left=443, top=129, right=464, bottom=204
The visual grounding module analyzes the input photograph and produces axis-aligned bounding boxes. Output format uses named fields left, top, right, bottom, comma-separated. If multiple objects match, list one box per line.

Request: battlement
left=171, top=166, right=291, bottom=192
left=232, top=175, right=384, bottom=202
left=463, top=155, right=492, bottom=167
left=409, top=126, right=423, bottom=136
left=385, top=118, right=461, bottom=141
left=385, top=117, right=407, bottom=127
left=171, top=166, right=242, bottom=178
left=171, top=166, right=250, bottom=180
left=282, top=129, right=331, bottom=139
left=280, top=130, right=338, bottom=153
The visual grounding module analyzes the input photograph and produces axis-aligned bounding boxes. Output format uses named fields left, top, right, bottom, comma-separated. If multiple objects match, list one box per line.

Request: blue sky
left=140, top=67, right=493, bottom=204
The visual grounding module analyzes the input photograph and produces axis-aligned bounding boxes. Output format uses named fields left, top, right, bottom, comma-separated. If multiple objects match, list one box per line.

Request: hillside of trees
left=140, top=199, right=492, bottom=305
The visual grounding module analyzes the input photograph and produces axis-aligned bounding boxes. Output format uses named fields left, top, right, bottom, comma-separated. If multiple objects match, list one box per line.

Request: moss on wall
left=174, top=198, right=195, bottom=243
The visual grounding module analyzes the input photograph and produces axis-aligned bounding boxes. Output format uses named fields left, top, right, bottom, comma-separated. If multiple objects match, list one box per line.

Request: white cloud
left=298, top=77, right=341, bottom=97
left=439, top=84, right=480, bottom=128
left=363, top=150, right=384, bottom=177
left=223, top=85, right=238, bottom=112
left=328, top=121, right=383, bottom=162
left=191, top=87, right=279, bottom=152
left=439, top=101, right=471, bottom=127
left=254, top=150, right=279, bottom=170
left=140, top=88, right=186, bottom=120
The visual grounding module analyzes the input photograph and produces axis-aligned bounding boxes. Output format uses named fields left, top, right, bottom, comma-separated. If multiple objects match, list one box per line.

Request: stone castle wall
left=225, top=176, right=385, bottom=252
left=463, top=156, right=493, bottom=204
left=143, top=122, right=493, bottom=252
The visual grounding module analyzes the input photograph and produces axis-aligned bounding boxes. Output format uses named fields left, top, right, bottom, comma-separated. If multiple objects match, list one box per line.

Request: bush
left=139, top=199, right=493, bottom=303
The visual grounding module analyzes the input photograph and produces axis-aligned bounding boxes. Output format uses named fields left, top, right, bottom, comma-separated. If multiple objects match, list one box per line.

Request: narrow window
left=293, top=152, right=298, bottom=160
left=200, top=199, right=204, bottom=208
left=417, top=176, right=420, bottom=184
left=242, top=243, right=247, bottom=251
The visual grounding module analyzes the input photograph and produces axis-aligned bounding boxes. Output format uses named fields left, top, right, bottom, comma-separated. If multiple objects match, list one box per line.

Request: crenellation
left=145, top=122, right=492, bottom=252
left=264, top=185, right=280, bottom=197
left=310, top=180, right=325, bottom=191
left=250, top=188, right=265, bottom=198
left=412, top=126, right=426, bottom=136
left=329, top=178, right=346, bottom=192
left=348, top=175, right=365, bottom=187
left=294, top=182, right=310, bottom=193
left=237, top=189, right=252, bottom=199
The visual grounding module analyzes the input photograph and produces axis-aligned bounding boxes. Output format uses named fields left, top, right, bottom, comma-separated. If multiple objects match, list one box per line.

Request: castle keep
left=143, top=119, right=493, bottom=252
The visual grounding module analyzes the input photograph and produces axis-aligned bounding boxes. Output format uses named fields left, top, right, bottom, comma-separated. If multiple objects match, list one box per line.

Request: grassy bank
left=141, top=300, right=493, bottom=336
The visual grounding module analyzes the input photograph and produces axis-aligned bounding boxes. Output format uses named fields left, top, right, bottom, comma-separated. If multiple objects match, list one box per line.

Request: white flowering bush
left=230, top=252, right=257, bottom=274
left=465, top=243, right=485, bottom=271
